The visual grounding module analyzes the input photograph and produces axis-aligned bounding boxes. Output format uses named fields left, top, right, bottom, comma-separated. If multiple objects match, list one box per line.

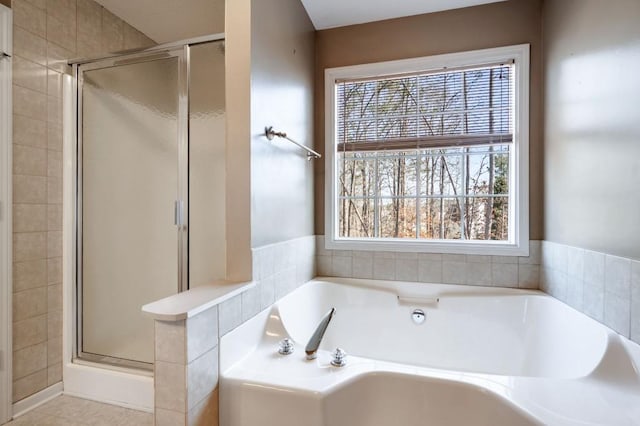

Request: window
left=324, top=45, right=529, bottom=255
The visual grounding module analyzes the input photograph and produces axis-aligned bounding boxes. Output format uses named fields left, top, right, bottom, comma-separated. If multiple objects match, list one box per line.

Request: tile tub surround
left=315, top=236, right=541, bottom=289
left=148, top=236, right=315, bottom=425
left=218, top=235, right=316, bottom=336
left=540, top=240, right=640, bottom=345
left=153, top=306, right=219, bottom=426
left=143, top=280, right=256, bottom=425
left=10, top=0, right=154, bottom=402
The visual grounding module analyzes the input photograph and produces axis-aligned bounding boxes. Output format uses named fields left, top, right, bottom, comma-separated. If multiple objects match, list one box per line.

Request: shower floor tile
left=3, top=395, right=153, bottom=425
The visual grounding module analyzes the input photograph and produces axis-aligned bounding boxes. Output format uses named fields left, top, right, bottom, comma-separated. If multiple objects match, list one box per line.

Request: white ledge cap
left=142, top=280, right=255, bottom=321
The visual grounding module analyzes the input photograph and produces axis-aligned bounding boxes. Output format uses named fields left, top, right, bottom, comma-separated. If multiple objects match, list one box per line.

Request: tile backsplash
left=315, top=236, right=541, bottom=289
left=540, top=241, right=640, bottom=345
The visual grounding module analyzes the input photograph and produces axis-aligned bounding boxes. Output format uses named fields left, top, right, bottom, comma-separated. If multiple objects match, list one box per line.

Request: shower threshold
left=75, top=353, right=153, bottom=375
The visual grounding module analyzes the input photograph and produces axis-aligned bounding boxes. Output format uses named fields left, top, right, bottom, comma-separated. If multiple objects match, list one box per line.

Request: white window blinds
left=336, top=64, right=513, bottom=153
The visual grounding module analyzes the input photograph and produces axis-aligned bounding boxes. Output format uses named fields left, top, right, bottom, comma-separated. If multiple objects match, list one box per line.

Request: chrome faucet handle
left=278, top=338, right=295, bottom=355
left=331, top=348, right=347, bottom=367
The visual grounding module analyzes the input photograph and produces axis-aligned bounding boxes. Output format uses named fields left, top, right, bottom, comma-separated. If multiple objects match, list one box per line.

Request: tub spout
left=305, top=308, right=336, bottom=360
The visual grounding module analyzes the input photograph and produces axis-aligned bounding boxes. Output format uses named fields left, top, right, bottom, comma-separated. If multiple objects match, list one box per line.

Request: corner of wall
left=248, top=0, right=316, bottom=248
left=540, top=240, right=640, bottom=345
left=224, top=0, right=253, bottom=281
left=218, top=236, right=316, bottom=336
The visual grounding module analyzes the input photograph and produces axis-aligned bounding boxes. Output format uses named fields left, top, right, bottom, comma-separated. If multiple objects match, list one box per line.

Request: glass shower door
left=79, top=54, right=183, bottom=367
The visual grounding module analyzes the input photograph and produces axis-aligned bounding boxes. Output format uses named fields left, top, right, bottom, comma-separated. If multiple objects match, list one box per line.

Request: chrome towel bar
left=265, top=126, right=321, bottom=160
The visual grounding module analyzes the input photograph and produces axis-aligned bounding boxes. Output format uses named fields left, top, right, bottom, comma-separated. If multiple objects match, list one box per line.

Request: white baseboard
left=12, top=382, right=63, bottom=419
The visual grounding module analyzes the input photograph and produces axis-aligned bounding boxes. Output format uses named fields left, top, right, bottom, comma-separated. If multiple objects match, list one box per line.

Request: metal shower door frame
left=73, top=45, right=190, bottom=371
left=0, top=3, right=12, bottom=422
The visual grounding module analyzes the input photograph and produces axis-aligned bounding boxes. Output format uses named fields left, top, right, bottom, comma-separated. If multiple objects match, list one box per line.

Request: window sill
left=326, top=237, right=529, bottom=257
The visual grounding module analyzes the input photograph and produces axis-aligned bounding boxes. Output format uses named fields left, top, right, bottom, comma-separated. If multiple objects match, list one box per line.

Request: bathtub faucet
left=305, top=307, right=336, bottom=360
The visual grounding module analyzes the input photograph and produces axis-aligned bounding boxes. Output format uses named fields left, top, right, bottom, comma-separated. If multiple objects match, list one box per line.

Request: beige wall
left=226, top=0, right=315, bottom=273
left=313, top=0, right=544, bottom=240
left=11, top=0, right=153, bottom=402
left=543, top=0, right=640, bottom=260
left=250, top=0, right=315, bottom=247
left=224, top=0, right=252, bottom=280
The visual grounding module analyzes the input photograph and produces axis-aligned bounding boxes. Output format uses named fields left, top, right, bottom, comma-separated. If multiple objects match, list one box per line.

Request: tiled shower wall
left=315, top=236, right=541, bottom=289
left=11, top=0, right=153, bottom=402
left=540, top=241, right=640, bottom=345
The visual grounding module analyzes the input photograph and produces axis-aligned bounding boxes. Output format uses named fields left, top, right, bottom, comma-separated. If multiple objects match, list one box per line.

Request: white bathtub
left=220, top=277, right=640, bottom=426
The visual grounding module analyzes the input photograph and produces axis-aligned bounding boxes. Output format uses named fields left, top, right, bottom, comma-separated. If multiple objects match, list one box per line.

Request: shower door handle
left=174, top=200, right=184, bottom=226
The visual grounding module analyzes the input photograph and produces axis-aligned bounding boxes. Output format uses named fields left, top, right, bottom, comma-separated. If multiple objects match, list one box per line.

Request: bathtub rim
left=220, top=278, right=640, bottom=425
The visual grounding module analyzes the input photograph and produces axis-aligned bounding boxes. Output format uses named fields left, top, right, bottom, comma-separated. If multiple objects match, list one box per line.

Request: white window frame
left=324, top=44, right=529, bottom=256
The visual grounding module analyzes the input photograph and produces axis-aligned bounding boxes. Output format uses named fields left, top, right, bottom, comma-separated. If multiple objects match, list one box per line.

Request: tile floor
left=3, top=395, right=153, bottom=426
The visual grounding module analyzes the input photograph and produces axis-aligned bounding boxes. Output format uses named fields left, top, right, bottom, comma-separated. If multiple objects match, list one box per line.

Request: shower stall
left=71, top=36, right=226, bottom=371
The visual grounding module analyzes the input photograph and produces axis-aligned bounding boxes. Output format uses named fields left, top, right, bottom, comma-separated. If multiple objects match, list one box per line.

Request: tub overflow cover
left=412, top=309, right=426, bottom=325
